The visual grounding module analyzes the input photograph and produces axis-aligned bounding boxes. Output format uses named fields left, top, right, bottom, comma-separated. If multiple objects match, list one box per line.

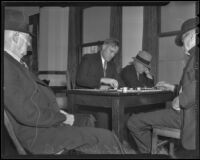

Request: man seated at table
left=76, top=38, right=124, bottom=90
left=120, top=50, right=154, bottom=89
left=76, top=38, right=124, bottom=129
left=127, top=18, right=198, bottom=157
left=4, top=9, right=125, bottom=155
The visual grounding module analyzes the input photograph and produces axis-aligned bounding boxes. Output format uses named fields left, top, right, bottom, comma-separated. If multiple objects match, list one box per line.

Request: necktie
left=103, top=61, right=107, bottom=77
left=137, top=73, right=140, bottom=81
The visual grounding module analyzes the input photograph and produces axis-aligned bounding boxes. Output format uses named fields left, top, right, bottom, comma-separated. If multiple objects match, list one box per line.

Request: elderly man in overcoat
left=127, top=17, right=198, bottom=158
left=3, top=9, right=125, bottom=155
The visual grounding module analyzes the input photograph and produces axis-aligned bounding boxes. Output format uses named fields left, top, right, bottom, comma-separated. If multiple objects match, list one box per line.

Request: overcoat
left=4, top=52, right=123, bottom=154
left=178, top=47, right=197, bottom=150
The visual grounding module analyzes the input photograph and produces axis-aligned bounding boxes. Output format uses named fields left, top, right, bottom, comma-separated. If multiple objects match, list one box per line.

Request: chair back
left=66, top=69, right=71, bottom=90
left=4, top=110, right=27, bottom=155
left=66, top=68, right=76, bottom=90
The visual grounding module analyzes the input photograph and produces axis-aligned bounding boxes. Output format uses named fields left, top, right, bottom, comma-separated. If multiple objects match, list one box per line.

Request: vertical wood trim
left=142, top=6, right=159, bottom=83
left=110, top=7, right=122, bottom=73
left=79, top=9, right=83, bottom=64
left=195, top=0, right=199, bottom=154
left=68, top=7, right=82, bottom=89
left=157, top=6, right=161, bottom=35
left=28, top=13, right=39, bottom=75
left=155, top=6, right=160, bottom=83
left=111, top=97, right=124, bottom=142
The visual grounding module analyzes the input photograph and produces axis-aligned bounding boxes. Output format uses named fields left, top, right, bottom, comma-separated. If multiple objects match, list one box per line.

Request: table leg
left=67, top=94, right=75, bottom=114
left=111, top=98, right=124, bottom=142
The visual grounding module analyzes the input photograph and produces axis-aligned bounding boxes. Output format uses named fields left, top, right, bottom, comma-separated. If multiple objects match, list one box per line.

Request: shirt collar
left=101, top=54, right=105, bottom=66
left=4, top=48, right=21, bottom=63
left=188, top=46, right=196, bottom=56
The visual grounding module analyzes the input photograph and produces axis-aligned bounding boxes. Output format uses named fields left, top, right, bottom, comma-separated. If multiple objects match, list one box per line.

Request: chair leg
left=151, top=131, right=158, bottom=154
left=169, top=142, right=175, bottom=157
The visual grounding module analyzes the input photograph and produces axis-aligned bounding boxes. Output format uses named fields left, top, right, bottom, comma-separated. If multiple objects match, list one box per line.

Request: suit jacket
left=120, top=64, right=154, bottom=88
left=76, top=52, right=124, bottom=89
left=178, top=47, right=197, bottom=150
left=3, top=52, right=103, bottom=154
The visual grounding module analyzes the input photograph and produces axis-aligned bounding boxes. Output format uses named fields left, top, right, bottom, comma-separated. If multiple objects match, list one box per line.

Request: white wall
left=38, top=7, right=69, bottom=108
left=158, top=1, right=196, bottom=84
left=161, top=1, right=196, bottom=32
left=38, top=7, right=69, bottom=86
left=159, top=36, right=186, bottom=83
left=122, top=7, right=143, bottom=68
left=83, top=6, right=143, bottom=68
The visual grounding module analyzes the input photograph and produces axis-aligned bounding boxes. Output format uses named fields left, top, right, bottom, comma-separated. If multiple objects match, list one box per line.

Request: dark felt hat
left=4, top=9, right=34, bottom=36
left=175, top=17, right=198, bottom=46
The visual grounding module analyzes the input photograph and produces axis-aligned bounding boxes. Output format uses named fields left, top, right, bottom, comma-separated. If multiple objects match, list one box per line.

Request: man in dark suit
left=76, top=38, right=123, bottom=90
left=127, top=17, right=198, bottom=157
left=3, top=9, right=124, bottom=155
left=76, top=38, right=124, bottom=129
left=120, top=50, right=154, bottom=89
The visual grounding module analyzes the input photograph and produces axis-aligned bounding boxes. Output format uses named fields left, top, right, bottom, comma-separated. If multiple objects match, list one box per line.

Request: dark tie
left=103, top=61, right=107, bottom=77
left=137, top=73, right=140, bottom=81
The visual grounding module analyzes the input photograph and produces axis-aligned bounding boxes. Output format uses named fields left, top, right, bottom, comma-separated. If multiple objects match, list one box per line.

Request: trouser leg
left=74, top=127, right=125, bottom=154
left=73, top=113, right=96, bottom=127
left=76, top=107, right=111, bottom=129
left=127, top=108, right=182, bottom=153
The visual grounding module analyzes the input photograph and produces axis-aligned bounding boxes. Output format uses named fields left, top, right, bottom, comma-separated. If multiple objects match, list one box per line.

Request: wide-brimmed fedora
left=4, top=9, right=34, bottom=36
left=132, top=50, right=152, bottom=69
left=175, top=17, right=198, bottom=46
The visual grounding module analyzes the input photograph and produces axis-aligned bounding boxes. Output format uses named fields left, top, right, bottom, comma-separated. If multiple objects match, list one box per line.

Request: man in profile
left=120, top=50, right=154, bottom=89
left=127, top=17, right=198, bottom=158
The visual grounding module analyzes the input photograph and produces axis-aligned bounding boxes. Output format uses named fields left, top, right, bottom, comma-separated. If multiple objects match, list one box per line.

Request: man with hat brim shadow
left=119, top=50, right=155, bottom=151
left=126, top=17, right=198, bottom=158
left=3, top=9, right=125, bottom=155
left=120, top=50, right=154, bottom=89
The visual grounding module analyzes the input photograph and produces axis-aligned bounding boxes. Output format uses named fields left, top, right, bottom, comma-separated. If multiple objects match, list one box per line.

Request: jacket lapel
left=179, top=47, right=196, bottom=89
left=4, top=52, right=48, bottom=87
left=28, top=71, right=48, bottom=87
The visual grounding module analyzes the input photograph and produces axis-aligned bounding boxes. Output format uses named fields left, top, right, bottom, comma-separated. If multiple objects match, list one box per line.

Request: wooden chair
left=66, top=68, right=76, bottom=90
left=151, top=126, right=181, bottom=157
left=4, top=110, right=67, bottom=155
left=4, top=110, right=27, bottom=155
left=66, top=69, right=72, bottom=90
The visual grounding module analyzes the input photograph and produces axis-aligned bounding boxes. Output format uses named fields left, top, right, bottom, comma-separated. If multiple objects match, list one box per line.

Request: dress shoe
left=174, top=146, right=197, bottom=159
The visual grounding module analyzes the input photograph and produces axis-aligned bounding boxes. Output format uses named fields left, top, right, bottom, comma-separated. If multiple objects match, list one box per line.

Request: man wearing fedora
left=127, top=17, right=198, bottom=157
left=4, top=9, right=125, bottom=155
left=120, top=50, right=154, bottom=89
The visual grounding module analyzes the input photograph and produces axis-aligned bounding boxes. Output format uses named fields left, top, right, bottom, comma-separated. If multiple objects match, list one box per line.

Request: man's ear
left=102, top=44, right=106, bottom=50
left=12, top=32, right=19, bottom=44
left=190, top=31, right=196, bottom=47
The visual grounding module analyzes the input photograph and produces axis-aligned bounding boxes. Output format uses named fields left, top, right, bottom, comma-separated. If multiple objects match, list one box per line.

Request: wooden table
left=67, top=89, right=174, bottom=142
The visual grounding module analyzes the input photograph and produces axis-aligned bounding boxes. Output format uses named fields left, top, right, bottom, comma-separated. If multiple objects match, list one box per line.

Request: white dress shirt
left=5, top=49, right=28, bottom=68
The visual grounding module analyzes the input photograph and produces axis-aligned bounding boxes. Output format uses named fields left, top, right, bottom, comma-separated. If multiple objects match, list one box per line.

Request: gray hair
left=103, top=38, right=119, bottom=47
